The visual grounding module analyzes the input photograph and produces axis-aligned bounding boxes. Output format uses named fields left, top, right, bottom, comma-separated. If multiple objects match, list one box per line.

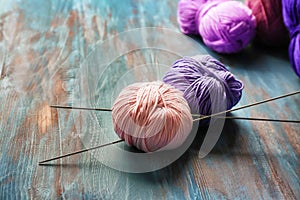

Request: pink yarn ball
left=112, top=81, right=193, bottom=152
left=178, top=0, right=256, bottom=53
left=245, top=0, right=289, bottom=46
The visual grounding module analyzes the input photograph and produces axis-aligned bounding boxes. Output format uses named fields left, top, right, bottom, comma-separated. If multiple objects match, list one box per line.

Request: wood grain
left=0, top=0, right=299, bottom=199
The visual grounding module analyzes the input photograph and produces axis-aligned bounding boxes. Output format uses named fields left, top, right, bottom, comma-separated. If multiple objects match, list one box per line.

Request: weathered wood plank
left=0, top=0, right=299, bottom=199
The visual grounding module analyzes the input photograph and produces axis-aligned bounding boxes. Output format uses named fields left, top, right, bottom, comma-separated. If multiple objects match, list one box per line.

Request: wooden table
left=0, top=0, right=299, bottom=199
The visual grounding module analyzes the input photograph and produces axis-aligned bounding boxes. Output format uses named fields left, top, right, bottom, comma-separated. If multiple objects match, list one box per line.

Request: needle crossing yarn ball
left=282, top=0, right=300, bottom=78
left=245, top=0, right=289, bottom=46
left=112, top=81, right=193, bottom=152
left=177, top=0, right=256, bottom=54
left=163, top=55, right=244, bottom=124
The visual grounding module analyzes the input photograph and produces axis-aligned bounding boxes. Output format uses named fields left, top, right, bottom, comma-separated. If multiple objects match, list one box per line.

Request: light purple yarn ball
left=178, top=0, right=256, bottom=53
left=163, top=55, right=244, bottom=124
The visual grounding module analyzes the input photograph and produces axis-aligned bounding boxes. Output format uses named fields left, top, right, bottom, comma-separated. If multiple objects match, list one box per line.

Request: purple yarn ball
left=178, top=0, right=256, bottom=53
left=282, top=0, right=300, bottom=78
left=163, top=55, right=244, bottom=124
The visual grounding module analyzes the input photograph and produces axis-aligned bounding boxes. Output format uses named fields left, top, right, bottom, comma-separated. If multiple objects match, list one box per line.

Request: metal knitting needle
left=50, top=104, right=300, bottom=123
left=50, top=105, right=112, bottom=112
left=40, top=90, right=300, bottom=165
left=193, top=90, right=300, bottom=122
left=205, top=116, right=300, bottom=123
left=38, top=139, right=124, bottom=165
left=50, top=89, right=300, bottom=124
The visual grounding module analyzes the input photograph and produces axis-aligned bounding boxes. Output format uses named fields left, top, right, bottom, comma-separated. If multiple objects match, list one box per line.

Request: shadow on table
left=187, top=34, right=290, bottom=69
left=38, top=112, right=298, bottom=184
left=189, top=114, right=239, bottom=155
left=218, top=43, right=290, bottom=72
left=132, top=115, right=241, bottom=183
left=37, top=116, right=240, bottom=182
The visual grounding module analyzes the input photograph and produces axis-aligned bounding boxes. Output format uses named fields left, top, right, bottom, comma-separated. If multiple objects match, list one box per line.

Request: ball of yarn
left=177, top=0, right=256, bottom=53
left=163, top=55, right=244, bottom=124
left=282, top=0, right=300, bottom=78
left=245, top=0, right=289, bottom=46
left=112, top=81, right=193, bottom=152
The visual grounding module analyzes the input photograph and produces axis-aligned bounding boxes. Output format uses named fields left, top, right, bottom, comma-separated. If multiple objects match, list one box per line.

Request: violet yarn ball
left=177, top=0, right=256, bottom=53
left=112, top=81, right=193, bottom=152
left=245, top=0, right=289, bottom=46
left=282, top=0, right=300, bottom=78
left=163, top=55, right=244, bottom=124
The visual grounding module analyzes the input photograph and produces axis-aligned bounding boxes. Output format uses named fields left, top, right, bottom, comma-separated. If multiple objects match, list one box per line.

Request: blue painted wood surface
left=0, top=0, right=299, bottom=199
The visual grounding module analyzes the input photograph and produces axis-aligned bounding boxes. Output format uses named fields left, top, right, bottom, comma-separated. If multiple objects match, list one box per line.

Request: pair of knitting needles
left=39, top=90, right=300, bottom=165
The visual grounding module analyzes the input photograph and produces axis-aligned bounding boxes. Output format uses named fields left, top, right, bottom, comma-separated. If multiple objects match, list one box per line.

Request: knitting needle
left=50, top=88, right=300, bottom=124
left=193, top=89, right=300, bottom=122
left=210, top=116, right=300, bottom=123
left=50, top=105, right=112, bottom=112
left=40, top=90, right=300, bottom=164
left=38, top=139, right=124, bottom=165
left=50, top=104, right=300, bottom=123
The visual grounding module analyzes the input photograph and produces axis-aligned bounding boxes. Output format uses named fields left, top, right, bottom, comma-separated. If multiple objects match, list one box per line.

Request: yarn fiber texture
left=245, top=0, right=289, bottom=46
left=177, top=0, right=256, bottom=53
left=282, top=0, right=300, bottom=78
left=112, top=81, right=193, bottom=152
left=163, top=55, right=243, bottom=124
